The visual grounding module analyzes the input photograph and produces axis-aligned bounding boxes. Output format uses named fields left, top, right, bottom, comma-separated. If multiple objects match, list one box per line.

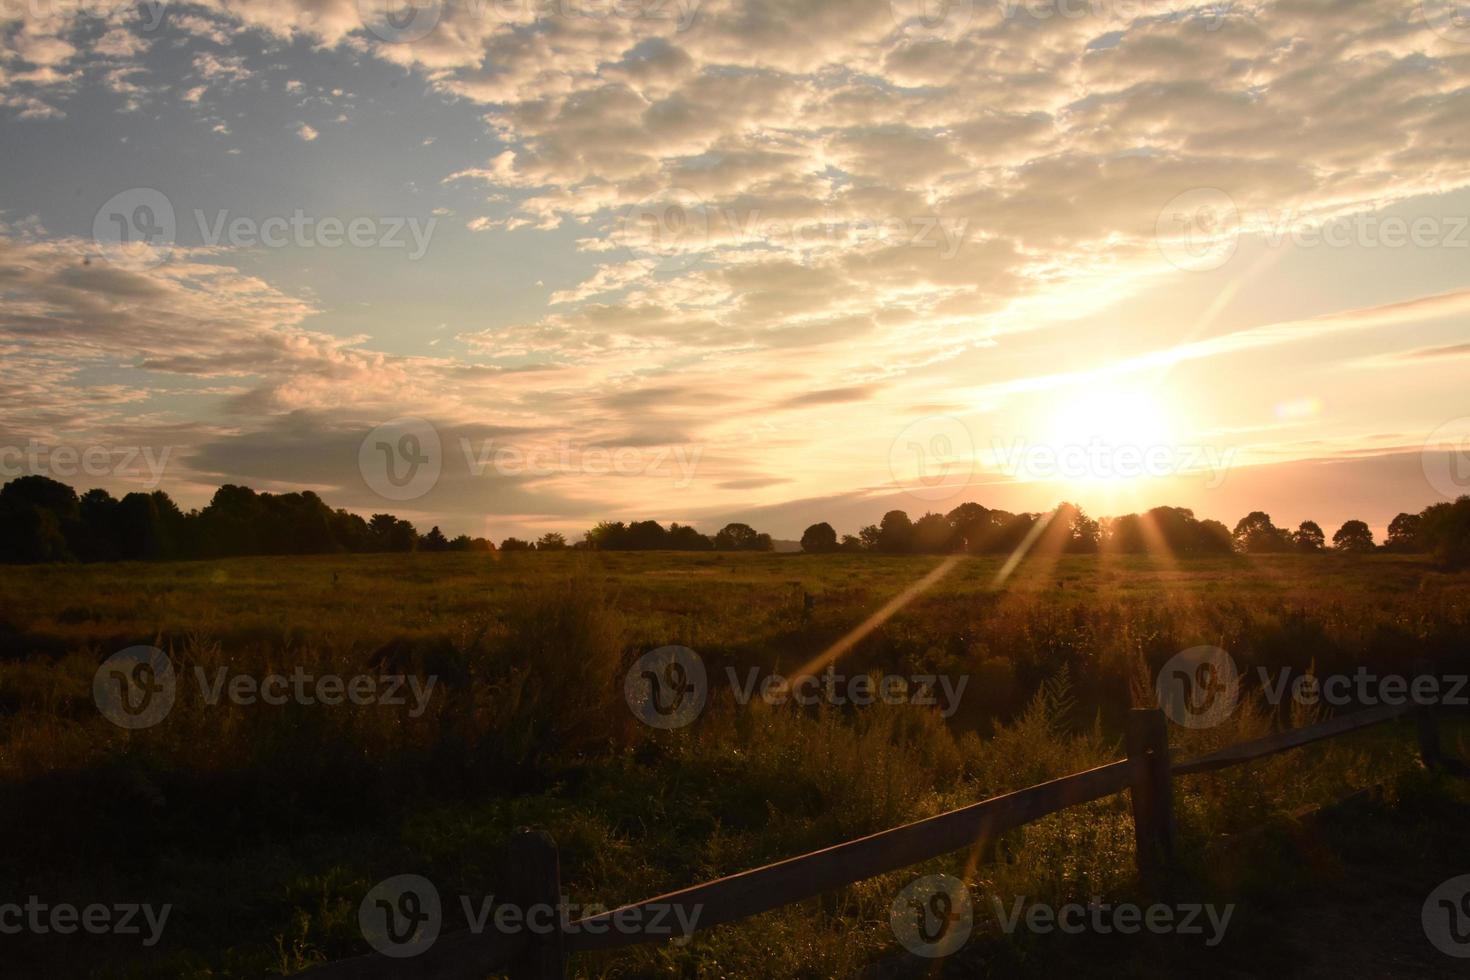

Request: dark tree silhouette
left=876, top=510, right=914, bottom=553
left=715, top=522, right=772, bottom=551
left=1293, top=520, right=1325, bottom=553
left=1233, top=511, right=1291, bottom=553
left=1332, top=520, right=1375, bottom=553
left=1385, top=512, right=1424, bottom=552
left=800, top=522, right=838, bottom=553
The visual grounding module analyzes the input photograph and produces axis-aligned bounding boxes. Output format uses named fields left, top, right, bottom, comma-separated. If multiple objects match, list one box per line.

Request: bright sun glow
left=1042, top=384, right=1176, bottom=452
left=1002, top=381, right=1192, bottom=501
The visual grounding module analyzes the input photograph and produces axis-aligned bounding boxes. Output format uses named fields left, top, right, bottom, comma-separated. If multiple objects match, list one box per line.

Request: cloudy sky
left=2, top=0, right=1469, bottom=540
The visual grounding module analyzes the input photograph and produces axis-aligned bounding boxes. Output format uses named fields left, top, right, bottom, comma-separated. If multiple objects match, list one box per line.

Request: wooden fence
left=298, top=671, right=1464, bottom=979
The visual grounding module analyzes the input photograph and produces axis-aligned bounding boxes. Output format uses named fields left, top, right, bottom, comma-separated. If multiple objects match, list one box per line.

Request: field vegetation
left=2, top=551, right=1468, bottom=977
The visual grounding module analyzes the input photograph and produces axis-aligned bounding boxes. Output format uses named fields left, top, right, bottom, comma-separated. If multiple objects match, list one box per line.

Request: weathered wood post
left=1126, top=707, right=1176, bottom=883
left=1412, top=658, right=1444, bottom=770
left=508, top=828, right=567, bottom=980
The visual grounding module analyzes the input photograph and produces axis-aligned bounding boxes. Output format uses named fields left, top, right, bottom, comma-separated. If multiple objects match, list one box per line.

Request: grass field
left=3, top=551, right=1469, bottom=977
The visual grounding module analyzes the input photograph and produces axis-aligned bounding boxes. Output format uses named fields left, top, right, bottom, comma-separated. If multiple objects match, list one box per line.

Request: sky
left=2, top=0, right=1469, bottom=542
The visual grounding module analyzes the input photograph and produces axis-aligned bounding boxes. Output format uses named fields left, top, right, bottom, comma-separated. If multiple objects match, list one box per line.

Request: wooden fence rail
left=297, top=685, right=1461, bottom=980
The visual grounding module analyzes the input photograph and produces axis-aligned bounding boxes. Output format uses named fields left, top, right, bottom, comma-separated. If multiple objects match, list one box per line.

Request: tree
left=945, top=502, right=991, bottom=553
left=537, top=532, right=567, bottom=551
left=1420, top=497, right=1470, bottom=569
left=421, top=526, right=450, bottom=552
left=1332, top=519, right=1375, bottom=553
left=0, top=475, right=79, bottom=562
left=800, top=522, right=838, bottom=553
left=876, top=510, right=914, bottom=553
left=857, top=524, right=881, bottom=551
left=500, top=536, right=534, bottom=551
left=838, top=534, right=863, bottom=552
left=1293, top=520, right=1325, bottom=553
left=1385, top=512, right=1424, bottom=552
left=1232, top=511, right=1290, bottom=553
left=715, top=522, right=769, bottom=551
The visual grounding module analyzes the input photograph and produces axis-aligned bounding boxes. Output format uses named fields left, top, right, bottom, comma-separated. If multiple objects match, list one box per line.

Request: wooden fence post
left=508, top=828, right=567, bottom=980
left=1127, top=708, right=1176, bottom=883
left=1412, top=659, right=1443, bottom=770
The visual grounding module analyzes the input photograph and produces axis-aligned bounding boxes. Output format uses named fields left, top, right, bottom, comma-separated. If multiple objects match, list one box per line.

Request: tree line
left=1, top=474, right=1467, bottom=569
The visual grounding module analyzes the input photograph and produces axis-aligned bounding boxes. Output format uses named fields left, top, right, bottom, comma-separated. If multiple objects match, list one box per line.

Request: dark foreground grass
left=1, top=552, right=1468, bottom=977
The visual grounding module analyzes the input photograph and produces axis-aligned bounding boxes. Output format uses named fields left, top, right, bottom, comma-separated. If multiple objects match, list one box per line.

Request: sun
left=1023, top=381, right=1185, bottom=496
left=1042, top=383, right=1175, bottom=452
